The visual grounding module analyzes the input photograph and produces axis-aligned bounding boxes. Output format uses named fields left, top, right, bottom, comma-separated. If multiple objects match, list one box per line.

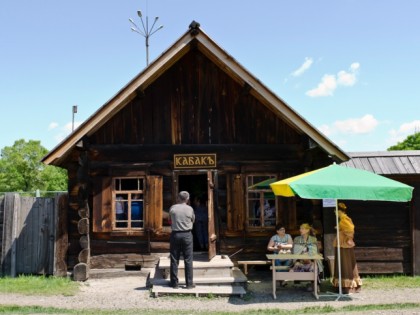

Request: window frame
left=112, top=176, right=146, bottom=231
left=246, top=174, right=277, bottom=229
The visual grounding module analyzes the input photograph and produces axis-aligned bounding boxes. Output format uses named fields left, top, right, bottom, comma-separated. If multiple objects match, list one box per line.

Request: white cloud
left=306, top=62, right=360, bottom=97
left=334, top=114, right=378, bottom=134
left=48, top=122, right=59, bottom=130
left=52, top=121, right=83, bottom=144
left=318, top=114, right=378, bottom=136
left=63, top=121, right=82, bottom=133
left=318, top=124, right=332, bottom=136
left=388, top=120, right=420, bottom=145
left=337, top=70, right=356, bottom=86
left=397, top=120, right=420, bottom=134
left=350, top=62, right=360, bottom=71
left=306, top=74, right=337, bottom=97
left=291, top=57, right=313, bottom=77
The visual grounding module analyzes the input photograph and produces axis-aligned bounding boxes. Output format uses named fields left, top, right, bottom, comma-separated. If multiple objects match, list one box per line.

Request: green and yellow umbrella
left=270, top=163, right=413, bottom=202
left=269, top=163, right=413, bottom=298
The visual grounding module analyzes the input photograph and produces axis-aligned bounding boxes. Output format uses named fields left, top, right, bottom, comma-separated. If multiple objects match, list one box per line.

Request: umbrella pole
left=335, top=199, right=343, bottom=297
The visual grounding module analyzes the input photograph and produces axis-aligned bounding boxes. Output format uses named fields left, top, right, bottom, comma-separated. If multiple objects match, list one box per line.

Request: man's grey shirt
left=170, top=203, right=195, bottom=231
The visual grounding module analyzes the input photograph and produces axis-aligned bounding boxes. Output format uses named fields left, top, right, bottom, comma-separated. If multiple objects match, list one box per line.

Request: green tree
left=0, top=139, right=67, bottom=193
left=388, top=131, right=420, bottom=151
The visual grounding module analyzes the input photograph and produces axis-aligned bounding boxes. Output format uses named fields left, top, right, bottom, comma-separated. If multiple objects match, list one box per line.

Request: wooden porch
left=149, top=254, right=247, bottom=297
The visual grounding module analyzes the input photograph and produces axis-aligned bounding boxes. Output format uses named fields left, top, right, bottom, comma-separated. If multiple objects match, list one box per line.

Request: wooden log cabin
left=340, top=151, right=420, bottom=275
left=42, top=22, right=417, bottom=279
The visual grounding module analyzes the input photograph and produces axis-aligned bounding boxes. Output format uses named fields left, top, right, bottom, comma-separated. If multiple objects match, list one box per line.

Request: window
left=246, top=175, right=277, bottom=228
left=113, top=177, right=145, bottom=230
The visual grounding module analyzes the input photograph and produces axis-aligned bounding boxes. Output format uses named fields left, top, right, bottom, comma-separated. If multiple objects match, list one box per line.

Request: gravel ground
left=0, top=269, right=420, bottom=314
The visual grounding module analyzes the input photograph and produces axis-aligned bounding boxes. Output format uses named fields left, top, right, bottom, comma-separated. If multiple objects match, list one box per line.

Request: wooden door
left=207, top=170, right=217, bottom=260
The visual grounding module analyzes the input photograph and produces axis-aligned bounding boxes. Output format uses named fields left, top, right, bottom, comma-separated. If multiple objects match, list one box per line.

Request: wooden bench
left=237, top=260, right=271, bottom=275
left=267, top=254, right=323, bottom=300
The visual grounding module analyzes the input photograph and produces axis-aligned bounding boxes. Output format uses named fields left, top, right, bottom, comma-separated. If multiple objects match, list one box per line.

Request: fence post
left=54, top=193, right=68, bottom=276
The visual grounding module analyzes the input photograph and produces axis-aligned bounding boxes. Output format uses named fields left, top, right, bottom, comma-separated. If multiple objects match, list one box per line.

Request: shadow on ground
left=227, top=268, right=352, bottom=305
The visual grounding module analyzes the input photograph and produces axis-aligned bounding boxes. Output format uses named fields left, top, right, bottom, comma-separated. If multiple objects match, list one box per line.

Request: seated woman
left=290, top=223, right=323, bottom=274
left=267, top=223, right=293, bottom=271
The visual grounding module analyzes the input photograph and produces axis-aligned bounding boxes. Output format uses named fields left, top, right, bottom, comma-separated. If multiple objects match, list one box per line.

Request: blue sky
left=1, top=0, right=419, bottom=153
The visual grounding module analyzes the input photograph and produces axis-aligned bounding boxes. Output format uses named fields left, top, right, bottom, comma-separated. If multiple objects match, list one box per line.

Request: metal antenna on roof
left=129, top=5, right=163, bottom=66
left=72, top=105, right=78, bottom=132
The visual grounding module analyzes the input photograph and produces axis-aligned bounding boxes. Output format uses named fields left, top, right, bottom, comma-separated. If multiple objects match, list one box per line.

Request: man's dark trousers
left=170, top=231, right=193, bottom=287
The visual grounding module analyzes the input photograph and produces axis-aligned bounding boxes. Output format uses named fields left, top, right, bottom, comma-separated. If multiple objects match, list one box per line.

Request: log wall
left=90, top=50, right=303, bottom=147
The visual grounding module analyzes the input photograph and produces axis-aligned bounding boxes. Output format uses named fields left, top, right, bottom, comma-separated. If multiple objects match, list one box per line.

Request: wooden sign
left=174, top=154, right=217, bottom=169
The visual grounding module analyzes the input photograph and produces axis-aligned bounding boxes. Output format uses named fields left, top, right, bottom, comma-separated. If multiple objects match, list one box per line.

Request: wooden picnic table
left=266, top=253, right=323, bottom=299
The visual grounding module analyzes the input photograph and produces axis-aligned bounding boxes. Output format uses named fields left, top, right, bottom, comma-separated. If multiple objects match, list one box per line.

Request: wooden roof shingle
left=342, top=151, right=420, bottom=175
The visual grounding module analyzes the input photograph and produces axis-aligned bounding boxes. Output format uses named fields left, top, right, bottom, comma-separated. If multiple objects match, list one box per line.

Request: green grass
left=1, top=303, right=420, bottom=315
left=362, top=274, right=420, bottom=289
left=319, top=275, right=420, bottom=292
left=0, top=275, right=79, bottom=296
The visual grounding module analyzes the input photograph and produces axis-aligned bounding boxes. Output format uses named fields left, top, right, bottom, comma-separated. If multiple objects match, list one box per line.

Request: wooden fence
left=0, top=193, right=68, bottom=277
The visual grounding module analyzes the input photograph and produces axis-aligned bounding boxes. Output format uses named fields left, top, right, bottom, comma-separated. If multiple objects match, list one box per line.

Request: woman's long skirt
left=332, top=247, right=362, bottom=293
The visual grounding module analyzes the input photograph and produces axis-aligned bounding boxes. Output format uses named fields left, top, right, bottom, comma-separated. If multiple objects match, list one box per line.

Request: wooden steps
left=151, top=284, right=246, bottom=298
left=150, top=267, right=247, bottom=285
left=150, top=254, right=247, bottom=297
left=157, top=255, right=234, bottom=279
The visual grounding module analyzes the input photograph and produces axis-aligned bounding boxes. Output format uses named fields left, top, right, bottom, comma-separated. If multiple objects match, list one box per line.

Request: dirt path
left=1, top=270, right=419, bottom=314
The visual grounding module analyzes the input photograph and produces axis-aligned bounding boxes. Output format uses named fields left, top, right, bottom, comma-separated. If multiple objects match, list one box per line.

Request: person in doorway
left=332, top=202, right=362, bottom=294
left=193, top=196, right=208, bottom=250
left=169, top=191, right=195, bottom=289
left=267, top=223, right=293, bottom=271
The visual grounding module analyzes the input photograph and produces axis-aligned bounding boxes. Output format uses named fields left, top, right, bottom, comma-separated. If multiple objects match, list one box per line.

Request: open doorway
left=178, top=174, right=208, bottom=252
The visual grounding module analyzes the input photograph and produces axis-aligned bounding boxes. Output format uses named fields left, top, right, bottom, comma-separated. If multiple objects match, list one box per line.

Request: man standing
left=169, top=191, right=195, bottom=289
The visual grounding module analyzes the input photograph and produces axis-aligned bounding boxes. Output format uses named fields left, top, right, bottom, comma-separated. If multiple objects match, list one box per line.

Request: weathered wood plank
left=412, top=183, right=420, bottom=276
left=146, top=176, right=163, bottom=232
left=92, top=177, right=112, bottom=233
left=358, top=262, right=404, bottom=274
left=0, top=196, right=4, bottom=251
left=354, top=247, right=404, bottom=261
left=90, top=239, right=150, bottom=255
left=54, top=194, right=68, bottom=276
left=88, top=144, right=303, bottom=163
left=90, top=253, right=158, bottom=269
left=232, top=175, right=244, bottom=231
left=150, top=241, right=170, bottom=251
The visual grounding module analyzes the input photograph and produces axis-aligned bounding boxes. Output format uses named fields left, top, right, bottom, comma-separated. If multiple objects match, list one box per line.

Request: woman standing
left=332, top=202, right=362, bottom=294
left=267, top=223, right=293, bottom=270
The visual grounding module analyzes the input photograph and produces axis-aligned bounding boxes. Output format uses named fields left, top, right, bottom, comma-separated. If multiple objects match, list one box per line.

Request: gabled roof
left=43, top=22, right=349, bottom=165
left=342, top=151, right=420, bottom=175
